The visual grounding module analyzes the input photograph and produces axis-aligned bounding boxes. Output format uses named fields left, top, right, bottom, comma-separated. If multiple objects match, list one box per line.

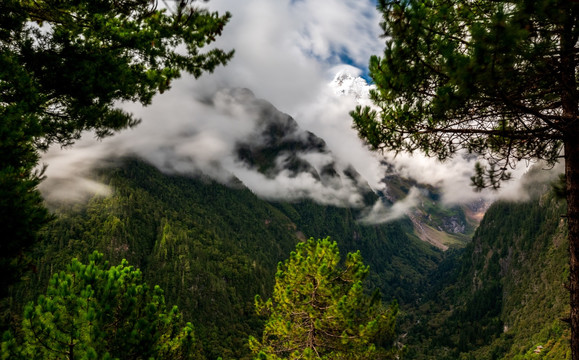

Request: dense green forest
left=3, top=158, right=443, bottom=359
left=3, top=158, right=572, bottom=359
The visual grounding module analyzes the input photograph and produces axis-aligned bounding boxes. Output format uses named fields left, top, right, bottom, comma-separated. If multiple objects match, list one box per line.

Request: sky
left=39, top=0, right=557, bottom=221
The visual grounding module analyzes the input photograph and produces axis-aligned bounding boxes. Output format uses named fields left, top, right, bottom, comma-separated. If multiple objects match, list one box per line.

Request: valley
left=4, top=155, right=570, bottom=359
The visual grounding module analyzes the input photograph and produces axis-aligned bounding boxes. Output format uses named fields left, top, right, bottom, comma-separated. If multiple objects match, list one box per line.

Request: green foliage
left=3, top=0, right=233, bottom=147
left=249, top=237, right=401, bottom=360
left=2, top=251, right=202, bottom=360
left=272, top=199, right=443, bottom=304
left=0, top=162, right=50, bottom=298
left=0, top=0, right=232, bottom=295
left=352, top=0, right=576, bottom=187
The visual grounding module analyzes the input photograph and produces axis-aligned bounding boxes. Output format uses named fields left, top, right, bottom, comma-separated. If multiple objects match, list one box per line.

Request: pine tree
left=351, top=0, right=578, bottom=356
left=1, top=252, right=203, bottom=360
left=249, top=238, right=401, bottom=360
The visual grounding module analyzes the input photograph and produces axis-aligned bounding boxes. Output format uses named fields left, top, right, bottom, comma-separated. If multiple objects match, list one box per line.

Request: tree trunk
left=561, top=0, right=578, bottom=356
left=568, top=138, right=579, bottom=360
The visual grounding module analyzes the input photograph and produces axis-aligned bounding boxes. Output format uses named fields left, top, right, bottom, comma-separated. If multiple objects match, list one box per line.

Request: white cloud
left=38, top=0, right=562, bottom=225
left=230, top=164, right=365, bottom=207
left=289, top=0, right=383, bottom=64
left=360, top=187, right=423, bottom=224
left=197, top=0, right=383, bottom=112
left=40, top=0, right=386, bottom=205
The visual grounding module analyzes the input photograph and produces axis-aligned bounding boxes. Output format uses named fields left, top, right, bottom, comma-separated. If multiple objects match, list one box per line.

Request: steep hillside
left=18, top=158, right=299, bottom=359
left=10, top=158, right=443, bottom=359
left=405, top=186, right=570, bottom=359
left=331, top=70, right=482, bottom=251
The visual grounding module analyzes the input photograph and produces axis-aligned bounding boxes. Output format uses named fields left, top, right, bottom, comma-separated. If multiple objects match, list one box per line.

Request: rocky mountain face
left=226, top=76, right=485, bottom=250
left=333, top=70, right=488, bottom=248
left=231, top=88, right=358, bottom=191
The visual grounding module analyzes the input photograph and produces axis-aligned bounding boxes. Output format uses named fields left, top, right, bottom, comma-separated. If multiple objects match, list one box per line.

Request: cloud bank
left=38, top=0, right=562, bottom=224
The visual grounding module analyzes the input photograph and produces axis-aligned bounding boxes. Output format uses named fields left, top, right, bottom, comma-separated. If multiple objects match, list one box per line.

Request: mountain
left=201, top=83, right=480, bottom=250
left=330, top=68, right=373, bottom=101
left=230, top=87, right=372, bottom=201
left=5, top=74, right=572, bottom=359
left=330, top=70, right=484, bottom=249
left=378, top=173, right=485, bottom=250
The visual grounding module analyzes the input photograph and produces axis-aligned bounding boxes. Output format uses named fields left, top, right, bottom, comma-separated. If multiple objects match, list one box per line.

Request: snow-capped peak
left=329, top=69, right=372, bottom=101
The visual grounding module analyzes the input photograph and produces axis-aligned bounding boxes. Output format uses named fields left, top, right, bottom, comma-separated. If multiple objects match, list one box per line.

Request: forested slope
left=405, top=186, right=570, bottom=359
left=8, top=158, right=442, bottom=359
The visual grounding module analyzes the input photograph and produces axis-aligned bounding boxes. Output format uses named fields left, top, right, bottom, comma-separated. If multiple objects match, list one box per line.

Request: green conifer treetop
left=1, top=251, right=203, bottom=360
left=249, top=237, right=401, bottom=360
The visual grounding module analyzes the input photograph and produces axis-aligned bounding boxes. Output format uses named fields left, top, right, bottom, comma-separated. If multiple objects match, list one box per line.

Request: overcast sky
left=40, top=0, right=553, bottom=221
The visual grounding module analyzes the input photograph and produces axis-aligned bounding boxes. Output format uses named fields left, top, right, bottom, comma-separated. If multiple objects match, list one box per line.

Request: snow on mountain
left=329, top=69, right=373, bottom=102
